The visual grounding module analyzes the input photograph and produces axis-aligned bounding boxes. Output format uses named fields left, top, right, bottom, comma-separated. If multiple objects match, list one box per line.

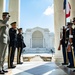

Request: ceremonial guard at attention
left=17, top=28, right=26, bottom=64
left=72, top=17, right=75, bottom=72
left=8, top=22, right=17, bottom=68
left=0, top=12, right=10, bottom=74
left=58, top=26, right=68, bottom=65
left=66, top=22, right=74, bottom=68
left=72, top=17, right=75, bottom=54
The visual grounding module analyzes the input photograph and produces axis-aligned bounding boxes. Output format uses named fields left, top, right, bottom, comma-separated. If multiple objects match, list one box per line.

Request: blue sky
left=5, top=0, right=54, bottom=33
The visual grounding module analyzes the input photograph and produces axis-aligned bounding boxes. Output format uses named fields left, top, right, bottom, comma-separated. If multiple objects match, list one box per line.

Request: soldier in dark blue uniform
left=8, top=22, right=17, bottom=68
left=66, top=22, right=74, bottom=68
left=17, top=28, right=26, bottom=64
left=72, top=17, right=75, bottom=72
left=72, top=17, right=75, bottom=54
left=62, top=26, right=68, bottom=65
left=58, top=26, right=68, bottom=65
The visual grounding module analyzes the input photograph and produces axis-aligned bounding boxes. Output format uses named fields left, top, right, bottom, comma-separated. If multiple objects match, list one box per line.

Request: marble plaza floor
left=2, top=56, right=75, bottom=75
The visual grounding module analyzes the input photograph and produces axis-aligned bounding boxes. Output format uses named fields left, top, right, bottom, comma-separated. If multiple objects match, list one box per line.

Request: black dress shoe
left=8, top=65, right=16, bottom=69
left=2, top=70, right=8, bottom=73
left=17, top=62, right=23, bottom=64
left=11, top=65, right=16, bottom=68
left=0, top=70, right=5, bottom=74
left=62, top=63, right=68, bottom=65
left=67, top=65, right=74, bottom=68
left=73, top=70, right=75, bottom=72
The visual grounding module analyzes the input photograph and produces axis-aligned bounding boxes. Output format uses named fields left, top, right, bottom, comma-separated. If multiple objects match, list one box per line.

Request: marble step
left=22, top=48, right=55, bottom=54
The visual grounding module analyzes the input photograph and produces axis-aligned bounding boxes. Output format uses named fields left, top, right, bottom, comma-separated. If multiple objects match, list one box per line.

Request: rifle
left=58, top=28, right=63, bottom=50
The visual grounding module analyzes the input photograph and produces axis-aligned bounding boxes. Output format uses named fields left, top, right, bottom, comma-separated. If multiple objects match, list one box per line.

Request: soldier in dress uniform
left=72, top=17, right=75, bottom=72
left=72, top=17, right=75, bottom=54
left=66, top=22, right=74, bottom=68
left=0, top=12, right=10, bottom=74
left=17, top=28, right=26, bottom=64
left=58, top=26, right=68, bottom=65
left=8, top=22, right=17, bottom=68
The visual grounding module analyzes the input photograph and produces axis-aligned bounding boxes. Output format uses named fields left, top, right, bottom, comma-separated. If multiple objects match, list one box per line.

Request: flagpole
left=65, top=0, right=66, bottom=26
left=64, top=0, right=69, bottom=64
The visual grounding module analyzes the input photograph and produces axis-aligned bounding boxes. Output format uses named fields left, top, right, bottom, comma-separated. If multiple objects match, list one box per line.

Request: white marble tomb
left=23, top=27, right=54, bottom=49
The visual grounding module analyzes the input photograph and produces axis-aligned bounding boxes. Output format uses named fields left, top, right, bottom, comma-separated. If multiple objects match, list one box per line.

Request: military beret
left=10, top=22, right=16, bottom=25
left=73, top=17, right=75, bottom=22
left=2, top=12, right=9, bottom=16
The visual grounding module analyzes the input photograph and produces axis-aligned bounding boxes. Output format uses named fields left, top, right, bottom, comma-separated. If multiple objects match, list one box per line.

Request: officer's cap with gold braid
left=2, top=12, right=9, bottom=16
left=10, top=22, right=16, bottom=26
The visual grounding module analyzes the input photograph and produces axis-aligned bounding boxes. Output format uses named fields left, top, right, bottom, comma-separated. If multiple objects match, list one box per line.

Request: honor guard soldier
left=72, top=17, right=75, bottom=72
left=72, top=17, right=75, bottom=54
left=62, top=26, right=68, bottom=65
left=0, top=12, right=10, bottom=74
left=17, top=28, right=26, bottom=64
left=8, top=22, right=17, bottom=68
left=66, top=22, right=74, bottom=68
left=58, top=26, right=68, bottom=65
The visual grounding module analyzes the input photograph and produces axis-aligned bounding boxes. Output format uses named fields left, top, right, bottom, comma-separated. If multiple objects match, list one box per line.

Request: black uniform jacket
left=17, top=33, right=26, bottom=48
left=9, top=28, right=17, bottom=47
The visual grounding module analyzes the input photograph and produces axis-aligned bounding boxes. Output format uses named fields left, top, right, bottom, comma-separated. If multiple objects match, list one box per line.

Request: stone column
left=54, top=0, right=65, bottom=62
left=0, top=0, right=5, bottom=18
left=9, top=0, right=20, bottom=27
left=8, top=0, right=20, bottom=62
left=69, top=0, right=75, bottom=20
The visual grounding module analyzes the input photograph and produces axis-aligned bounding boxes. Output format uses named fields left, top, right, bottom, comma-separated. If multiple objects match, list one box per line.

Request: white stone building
left=23, top=27, right=54, bottom=49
